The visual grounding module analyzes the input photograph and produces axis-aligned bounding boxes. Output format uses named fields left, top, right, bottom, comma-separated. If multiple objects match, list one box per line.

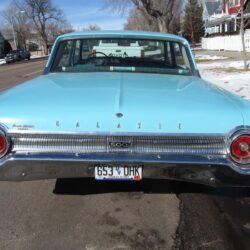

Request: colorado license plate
left=95, top=165, right=143, bottom=181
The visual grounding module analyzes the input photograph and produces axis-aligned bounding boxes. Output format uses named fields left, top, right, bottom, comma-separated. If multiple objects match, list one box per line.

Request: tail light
left=230, top=134, right=250, bottom=164
left=0, top=131, right=9, bottom=158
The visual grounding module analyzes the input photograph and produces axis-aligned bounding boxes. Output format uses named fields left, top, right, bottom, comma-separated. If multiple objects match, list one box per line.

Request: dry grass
left=195, top=59, right=215, bottom=63
left=209, top=67, right=250, bottom=73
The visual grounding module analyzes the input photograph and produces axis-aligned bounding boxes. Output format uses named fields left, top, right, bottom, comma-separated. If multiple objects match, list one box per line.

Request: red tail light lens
left=231, top=135, right=250, bottom=164
left=0, top=132, right=8, bottom=158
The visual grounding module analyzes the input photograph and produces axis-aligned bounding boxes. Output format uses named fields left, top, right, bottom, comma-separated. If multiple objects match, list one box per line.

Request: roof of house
left=205, top=0, right=222, bottom=16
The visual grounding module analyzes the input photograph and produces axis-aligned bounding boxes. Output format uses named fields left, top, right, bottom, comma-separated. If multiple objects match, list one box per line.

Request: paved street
left=0, top=59, right=46, bottom=91
left=0, top=58, right=250, bottom=250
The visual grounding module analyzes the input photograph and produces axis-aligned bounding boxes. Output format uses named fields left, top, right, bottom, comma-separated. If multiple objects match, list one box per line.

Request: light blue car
left=0, top=31, right=249, bottom=186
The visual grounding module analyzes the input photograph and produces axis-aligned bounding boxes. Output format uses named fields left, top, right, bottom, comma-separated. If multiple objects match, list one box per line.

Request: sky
left=0, top=0, right=129, bottom=30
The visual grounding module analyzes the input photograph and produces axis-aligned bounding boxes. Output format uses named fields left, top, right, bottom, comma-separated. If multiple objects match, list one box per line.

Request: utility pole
left=240, top=1, right=247, bottom=69
left=10, top=10, right=25, bottom=50
left=11, top=15, right=17, bottom=50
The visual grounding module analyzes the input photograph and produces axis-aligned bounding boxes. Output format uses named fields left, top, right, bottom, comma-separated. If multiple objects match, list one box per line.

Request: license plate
left=95, top=165, right=143, bottom=181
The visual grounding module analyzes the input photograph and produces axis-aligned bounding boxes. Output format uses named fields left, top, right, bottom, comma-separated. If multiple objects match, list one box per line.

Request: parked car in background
left=5, top=49, right=31, bottom=63
left=0, top=31, right=249, bottom=187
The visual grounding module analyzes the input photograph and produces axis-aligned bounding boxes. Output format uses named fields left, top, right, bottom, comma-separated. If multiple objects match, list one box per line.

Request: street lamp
left=11, top=10, right=25, bottom=50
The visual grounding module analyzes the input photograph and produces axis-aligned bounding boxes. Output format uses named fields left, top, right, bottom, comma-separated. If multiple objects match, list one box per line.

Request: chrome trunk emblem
left=109, top=141, right=132, bottom=149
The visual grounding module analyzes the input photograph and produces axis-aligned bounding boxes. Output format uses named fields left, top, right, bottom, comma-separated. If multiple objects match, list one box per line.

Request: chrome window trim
left=44, top=35, right=198, bottom=76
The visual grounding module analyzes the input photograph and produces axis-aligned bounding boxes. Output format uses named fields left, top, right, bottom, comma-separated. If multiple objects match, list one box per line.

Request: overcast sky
left=0, top=0, right=128, bottom=30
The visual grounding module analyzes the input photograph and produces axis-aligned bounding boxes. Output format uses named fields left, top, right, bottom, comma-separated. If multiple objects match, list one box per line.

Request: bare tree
left=1, top=1, right=32, bottom=49
left=124, top=8, right=159, bottom=31
left=46, top=21, right=74, bottom=43
left=82, top=24, right=101, bottom=31
left=104, top=0, right=183, bottom=33
left=103, top=0, right=132, bottom=15
left=131, top=0, right=176, bottom=32
left=22, top=0, right=66, bottom=54
left=1, top=0, right=72, bottom=54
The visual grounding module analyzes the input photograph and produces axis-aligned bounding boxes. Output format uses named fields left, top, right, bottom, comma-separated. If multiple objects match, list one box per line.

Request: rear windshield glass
left=51, top=38, right=192, bottom=75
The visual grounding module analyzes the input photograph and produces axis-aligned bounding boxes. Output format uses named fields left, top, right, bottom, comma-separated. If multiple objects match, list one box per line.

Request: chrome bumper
left=0, top=153, right=250, bottom=187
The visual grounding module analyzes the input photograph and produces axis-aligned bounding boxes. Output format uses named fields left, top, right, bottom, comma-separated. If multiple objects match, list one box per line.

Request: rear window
left=51, top=38, right=192, bottom=75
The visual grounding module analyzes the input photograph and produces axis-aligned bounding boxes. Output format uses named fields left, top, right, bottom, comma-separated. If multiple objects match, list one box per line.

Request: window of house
left=235, top=0, right=240, bottom=6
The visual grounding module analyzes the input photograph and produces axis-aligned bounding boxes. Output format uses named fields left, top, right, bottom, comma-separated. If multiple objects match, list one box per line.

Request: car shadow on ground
left=53, top=178, right=179, bottom=195
left=53, top=178, right=250, bottom=197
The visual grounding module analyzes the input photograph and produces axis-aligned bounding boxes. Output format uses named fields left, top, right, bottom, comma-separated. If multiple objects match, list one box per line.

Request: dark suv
left=5, top=49, right=31, bottom=63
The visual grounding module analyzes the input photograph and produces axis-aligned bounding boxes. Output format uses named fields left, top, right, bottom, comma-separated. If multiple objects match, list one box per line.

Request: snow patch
left=30, top=55, right=48, bottom=59
left=198, top=61, right=250, bottom=100
left=0, top=59, right=6, bottom=65
left=198, top=60, right=250, bottom=69
left=195, top=54, right=228, bottom=60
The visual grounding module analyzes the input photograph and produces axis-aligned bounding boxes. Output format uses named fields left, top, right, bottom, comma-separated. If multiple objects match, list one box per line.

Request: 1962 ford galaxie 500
left=0, top=31, right=250, bottom=186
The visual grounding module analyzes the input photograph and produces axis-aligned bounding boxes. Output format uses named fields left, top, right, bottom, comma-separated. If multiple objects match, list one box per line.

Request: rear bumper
left=0, top=153, right=250, bottom=187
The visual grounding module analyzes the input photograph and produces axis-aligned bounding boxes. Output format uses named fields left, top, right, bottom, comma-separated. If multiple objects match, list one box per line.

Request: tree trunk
left=41, top=37, right=48, bottom=55
left=191, top=31, right=195, bottom=48
left=240, top=4, right=247, bottom=69
left=157, top=18, right=168, bottom=33
left=41, top=32, right=48, bottom=55
left=44, top=41, right=48, bottom=55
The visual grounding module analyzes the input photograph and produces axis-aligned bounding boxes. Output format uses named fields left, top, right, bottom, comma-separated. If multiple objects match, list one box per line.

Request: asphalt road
left=0, top=59, right=250, bottom=250
left=0, top=59, right=46, bottom=91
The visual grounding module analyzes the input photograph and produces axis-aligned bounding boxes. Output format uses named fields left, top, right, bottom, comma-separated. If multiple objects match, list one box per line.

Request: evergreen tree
left=182, top=0, right=204, bottom=47
left=0, top=33, right=12, bottom=57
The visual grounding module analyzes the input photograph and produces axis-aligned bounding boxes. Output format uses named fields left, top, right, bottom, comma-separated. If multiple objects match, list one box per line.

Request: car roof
left=57, top=30, right=187, bottom=44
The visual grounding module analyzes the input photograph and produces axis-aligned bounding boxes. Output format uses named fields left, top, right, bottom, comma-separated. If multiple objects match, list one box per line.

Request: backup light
left=231, top=135, right=250, bottom=164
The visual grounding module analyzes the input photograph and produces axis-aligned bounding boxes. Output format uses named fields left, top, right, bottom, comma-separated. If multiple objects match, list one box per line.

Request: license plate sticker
left=95, top=165, right=143, bottom=181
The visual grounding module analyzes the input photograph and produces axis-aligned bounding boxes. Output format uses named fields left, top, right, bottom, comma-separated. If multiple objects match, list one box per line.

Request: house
left=0, top=32, right=12, bottom=58
left=204, top=0, right=250, bottom=36
left=225, top=0, right=242, bottom=14
left=202, top=0, right=223, bottom=22
left=202, top=0, right=250, bottom=51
